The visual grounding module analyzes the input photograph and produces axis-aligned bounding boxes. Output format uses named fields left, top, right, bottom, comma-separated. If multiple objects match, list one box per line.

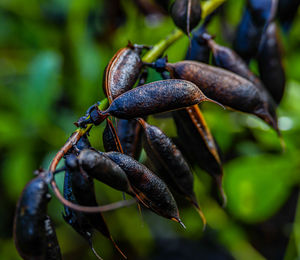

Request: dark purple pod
left=116, top=119, right=143, bottom=159
left=185, top=26, right=211, bottom=63
left=247, top=0, right=274, bottom=26
left=76, top=134, right=91, bottom=151
left=104, top=79, right=215, bottom=120
left=170, top=0, right=202, bottom=35
left=103, top=118, right=123, bottom=153
left=103, top=44, right=143, bottom=103
left=207, top=37, right=261, bottom=86
left=64, top=136, right=97, bottom=256
left=44, top=216, right=62, bottom=260
left=172, top=106, right=226, bottom=205
left=165, top=61, right=280, bottom=135
left=65, top=154, right=127, bottom=259
left=139, top=119, right=206, bottom=225
left=277, top=0, right=300, bottom=32
left=258, top=23, right=286, bottom=104
left=63, top=168, right=93, bottom=244
left=233, top=9, right=264, bottom=63
left=63, top=164, right=104, bottom=260
left=105, top=152, right=183, bottom=225
left=206, top=36, right=281, bottom=110
left=139, top=119, right=195, bottom=201
left=65, top=155, right=110, bottom=238
left=233, top=0, right=275, bottom=62
left=78, top=149, right=134, bottom=194
left=13, top=172, right=52, bottom=259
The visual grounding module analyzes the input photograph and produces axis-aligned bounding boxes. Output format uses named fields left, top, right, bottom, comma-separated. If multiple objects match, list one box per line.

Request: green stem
left=142, top=29, right=183, bottom=63
left=201, top=0, right=226, bottom=19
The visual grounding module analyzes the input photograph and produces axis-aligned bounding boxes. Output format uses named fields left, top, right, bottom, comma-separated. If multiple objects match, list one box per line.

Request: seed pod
left=138, top=119, right=206, bottom=226
left=247, top=0, right=274, bottom=26
left=185, top=27, right=211, bottom=63
left=63, top=168, right=103, bottom=260
left=103, top=43, right=143, bottom=103
left=78, top=149, right=134, bottom=194
left=63, top=168, right=93, bottom=244
left=104, top=79, right=217, bottom=120
left=172, top=105, right=226, bottom=205
left=103, top=118, right=123, bottom=153
left=277, top=0, right=300, bottom=32
left=170, top=0, right=202, bottom=35
left=76, top=134, right=91, bottom=151
left=65, top=154, right=126, bottom=259
left=105, top=152, right=184, bottom=226
left=205, top=35, right=282, bottom=116
left=44, top=215, right=62, bottom=260
left=233, top=9, right=264, bottom=63
left=258, top=23, right=285, bottom=104
left=13, top=171, right=56, bottom=259
left=66, top=155, right=110, bottom=237
left=234, top=0, right=276, bottom=62
left=206, top=36, right=261, bottom=86
left=116, top=119, right=143, bottom=159
left=165, top=60, right=280, bottom=134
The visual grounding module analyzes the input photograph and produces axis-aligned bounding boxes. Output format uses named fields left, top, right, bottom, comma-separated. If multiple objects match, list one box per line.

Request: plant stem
left=201, top=0, right=226, bottom=19
left=142, top=29, right=183, bottom=63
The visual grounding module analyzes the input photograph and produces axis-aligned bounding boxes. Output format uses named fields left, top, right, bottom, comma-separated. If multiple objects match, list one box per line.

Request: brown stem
left=48, top=129, right=136, bottom=213
left=51, top=179, right=135, bottom=212
left=49, top=131, right=81, bottom=172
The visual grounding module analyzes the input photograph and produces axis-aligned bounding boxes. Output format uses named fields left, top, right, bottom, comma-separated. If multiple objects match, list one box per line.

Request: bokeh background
left=1, top=0, right=300, bottom=259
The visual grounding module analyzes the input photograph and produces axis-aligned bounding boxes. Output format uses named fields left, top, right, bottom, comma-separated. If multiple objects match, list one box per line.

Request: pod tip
left=178, top=219, right=186, bottom=229
left=215, top=175, right=227, bottom=208
left=88, top=240, right=103, bottom=260
left=204, top=97, right=225, bottom=110
left=172, top=217, right=186, bottom=229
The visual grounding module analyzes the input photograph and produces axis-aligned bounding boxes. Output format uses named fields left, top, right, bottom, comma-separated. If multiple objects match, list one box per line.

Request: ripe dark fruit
left=170, top=0, right=202, bottom=35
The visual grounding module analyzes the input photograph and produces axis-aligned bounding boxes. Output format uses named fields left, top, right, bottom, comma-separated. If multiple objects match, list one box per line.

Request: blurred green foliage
left=1, top=0, right=300, bottom=259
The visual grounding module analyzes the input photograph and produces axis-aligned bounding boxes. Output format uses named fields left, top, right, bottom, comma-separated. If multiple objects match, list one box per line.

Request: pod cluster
left=13, top=1, right=295, bottom=258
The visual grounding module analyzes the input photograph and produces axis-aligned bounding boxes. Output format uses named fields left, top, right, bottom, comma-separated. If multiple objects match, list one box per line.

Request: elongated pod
left=139, top=119, right=195, bottom=201
left=14, top=172, right=62, bottom=260
left=247, top=0, right=275, bottom=26
left=233, top=9, right=264, bottom=63
left=186, top=26, right=211, bottom=63
left=165, top=61, right=279, bottom=134
left=116, top=119, right=143, bottom=159
left=103, top=44, right=143, bottom=103
left=170, top=0, right=202, bottom=35
left=103, top=118, right=123, bottom=153
left=207, top=37, right=262, bottom=87
left=63, top=169, right=94, bottom=243
left=104, top=79, right=218, bottom=119
left=139, top=119, right=206, bottom=226
left=44, top=216, right=62, bottom=260
left=78, top=149, right=133, bottom=194
left=105, top=152, right=184, bottom=226
left=172, top=106, right=226, bottom=205
left=258, top=23, right=285, bottom=104
left=65, top=154, right=127, bottom=259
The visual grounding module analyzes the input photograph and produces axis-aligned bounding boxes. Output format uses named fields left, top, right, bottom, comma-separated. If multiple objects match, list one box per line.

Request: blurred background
left=1, top=0, right=300, bottom=259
